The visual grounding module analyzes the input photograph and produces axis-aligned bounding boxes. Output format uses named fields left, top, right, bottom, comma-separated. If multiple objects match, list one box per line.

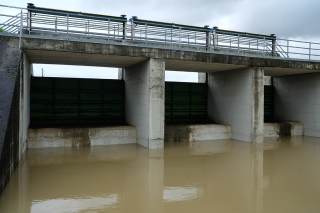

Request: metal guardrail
left=0, top=3, right=319, bottom=61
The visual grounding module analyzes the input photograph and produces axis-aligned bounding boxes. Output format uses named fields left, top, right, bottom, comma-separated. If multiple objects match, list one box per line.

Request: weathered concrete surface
left=165, top=124, right=231, bottom=142
left=264, top=122, right=303, bottom=138
left=0, top=35, right=318, bottom=74
left=274, top=73, right=320, bottom=137
left=125, top=58, right=165, bottom=149
left=198, top=72, right=206, bottom=83
left=208, top=68, right=264, bottom=142
left=28, top=126, right=136, bottom=149
left=18, top=54, right=31, bottom=159
left=0, top=37, right=21, bottom=154
left=264, top=123, right=280, bottom=138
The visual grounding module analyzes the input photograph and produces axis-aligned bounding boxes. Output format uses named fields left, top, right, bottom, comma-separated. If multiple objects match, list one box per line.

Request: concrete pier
left=274, top=73, right=320, bottom=137
left=124, top=59, right=165, bottom=149
left=208, top=68, right=264, bottom=142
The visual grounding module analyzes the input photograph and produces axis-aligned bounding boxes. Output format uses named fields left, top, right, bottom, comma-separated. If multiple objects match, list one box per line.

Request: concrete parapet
left=165, top=124, right=231, bottom=142
left=28, top=126, right=136, bottom=149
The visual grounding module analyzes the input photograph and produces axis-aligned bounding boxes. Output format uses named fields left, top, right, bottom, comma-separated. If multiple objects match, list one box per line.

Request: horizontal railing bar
left=0, top=4, right=25, bottom=9
left=28, top=5, right=127, bottom=23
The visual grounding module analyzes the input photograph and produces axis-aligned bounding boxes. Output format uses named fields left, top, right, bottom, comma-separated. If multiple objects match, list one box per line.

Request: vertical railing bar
left=309, top=42, right=311, bottom=61
left=87, top=20, right=90, bottom=34
left=237, top=34, right=240, bottom=52
left=287, top=40, right=289, bottom=58
left=145, top=24, right=147, bottom=40
left=18, top=9, right=23, bottom=49
left=164, top=28, right=167, bottom=45
left=263, top=37, right=266, bottom=54
left=107, top=18, right=110, bottom=38
left=66, top=13, right=69, bottom=35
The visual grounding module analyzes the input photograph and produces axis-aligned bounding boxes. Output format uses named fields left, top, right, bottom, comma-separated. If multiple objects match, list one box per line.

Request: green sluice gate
left=30, top=77, right=125, bottom=127
left=165, top=82, right=209, bottom=124
left=264, top=85, right=274, bottom=122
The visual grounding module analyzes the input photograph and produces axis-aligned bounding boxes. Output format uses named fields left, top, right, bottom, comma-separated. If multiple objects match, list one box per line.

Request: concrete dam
left=1, top=3, right=320, bottom=198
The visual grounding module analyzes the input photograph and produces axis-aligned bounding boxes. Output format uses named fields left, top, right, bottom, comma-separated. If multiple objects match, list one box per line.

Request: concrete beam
left=124, top=58, right=165, bottom=149
left=274, top=73, right=320, bottom=137
left=208, top=68, right=264, bottom=142
left=0, top=35, right=318, bottom=74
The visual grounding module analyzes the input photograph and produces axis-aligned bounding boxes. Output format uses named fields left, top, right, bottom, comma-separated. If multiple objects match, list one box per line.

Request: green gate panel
left=165, top=82, right=209, bottom=124
left=264, top=85, right=274, bottom=122
left=30, top=77, right=125, bottom=127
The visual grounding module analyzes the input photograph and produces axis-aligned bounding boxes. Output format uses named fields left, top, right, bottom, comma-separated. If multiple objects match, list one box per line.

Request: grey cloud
left=226, top=0, right=320, bottom=38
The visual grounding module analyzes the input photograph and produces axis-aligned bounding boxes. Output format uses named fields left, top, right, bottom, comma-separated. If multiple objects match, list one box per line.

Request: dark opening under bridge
left=1, top=3, right=320, bottom=194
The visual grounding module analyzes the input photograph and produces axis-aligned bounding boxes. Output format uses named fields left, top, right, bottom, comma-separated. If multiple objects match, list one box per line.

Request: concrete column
left=207, top=68, right=264, bottom=142
left=118, top=67, right=124, bottom=80
left=274, top=73, right=320, bottom=137
left=18, top=54, right=31, bottom=159
left=198, top=72, right=206, bottom=83
left=124, top=58, right=165, bottom=149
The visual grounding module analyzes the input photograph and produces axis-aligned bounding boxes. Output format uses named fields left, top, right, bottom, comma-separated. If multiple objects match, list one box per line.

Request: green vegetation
left=0, top=27, right=4, bottom=32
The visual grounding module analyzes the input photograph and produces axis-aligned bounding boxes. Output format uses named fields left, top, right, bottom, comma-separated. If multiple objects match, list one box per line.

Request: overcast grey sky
left=2, top=0, right=319, bottom=80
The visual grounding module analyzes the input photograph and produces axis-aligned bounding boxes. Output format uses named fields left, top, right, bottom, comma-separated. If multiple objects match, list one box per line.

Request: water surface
left=1, top=137, right=320, bottom=213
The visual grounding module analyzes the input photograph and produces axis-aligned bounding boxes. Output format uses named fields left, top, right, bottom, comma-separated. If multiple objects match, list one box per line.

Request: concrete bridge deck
left=3, top=34, right=320, bottom=76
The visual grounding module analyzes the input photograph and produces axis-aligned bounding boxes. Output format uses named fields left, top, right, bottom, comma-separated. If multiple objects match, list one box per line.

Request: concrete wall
left=28, top=126, right=136, bottom=149
left=274, top=73, right=320, bottom=137
left=0, top=38, right=21, bottom=194
left=208, top=68, right=264, bottom=142
left=264, top=122, right=303, bottom=138
left=165, top=124, right=231, bottom=142
left=18, top=55, right=31, bottom=159
left=124, top=58, right=165, bottom=149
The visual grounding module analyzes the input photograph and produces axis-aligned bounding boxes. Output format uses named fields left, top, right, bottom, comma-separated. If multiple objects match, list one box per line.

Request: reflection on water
left=163, top=186, right=201, bottom=202
left=31, top=194, right=118, bottom=213
left=1, top=137, right=320, bottom=213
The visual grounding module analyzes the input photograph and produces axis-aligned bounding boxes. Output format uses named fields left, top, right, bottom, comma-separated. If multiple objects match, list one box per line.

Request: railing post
left=287, top=40, right=289, bottom=58
left=27, top=3, right=34, bottom=33
left=130, top=16, right=136, bottom=40
left=213, top=26, right=218, bottom=49
left=204, top=25, right=210, bottom=51
left=271, top=34, right=276, bottom=56
left=121, top=15, right=126, bottom=40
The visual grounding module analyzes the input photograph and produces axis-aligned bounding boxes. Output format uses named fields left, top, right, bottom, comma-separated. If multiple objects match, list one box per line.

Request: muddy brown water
left=1, top=137, right=320, bottom=213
